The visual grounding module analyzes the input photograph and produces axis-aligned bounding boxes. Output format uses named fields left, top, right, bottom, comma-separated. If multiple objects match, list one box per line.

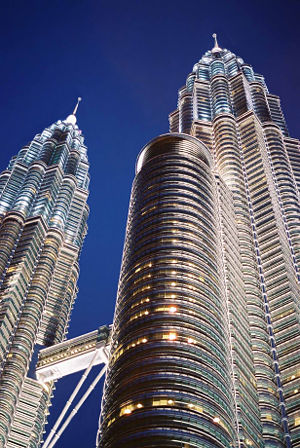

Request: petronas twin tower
left=0, top=36, right=300, bottom=448
left=0, top=107, right=89, bottom=447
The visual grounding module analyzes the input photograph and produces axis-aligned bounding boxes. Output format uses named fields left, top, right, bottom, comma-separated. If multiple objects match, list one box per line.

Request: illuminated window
left=153, top=399, right=169, bottom=406
left=168, top=333, right=177, bottom=341
left=120, top=405, right=134, bottom=416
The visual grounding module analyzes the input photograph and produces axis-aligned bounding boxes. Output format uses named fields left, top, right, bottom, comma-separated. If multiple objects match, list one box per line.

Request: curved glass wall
left=100, top=134, right=237, bottom=448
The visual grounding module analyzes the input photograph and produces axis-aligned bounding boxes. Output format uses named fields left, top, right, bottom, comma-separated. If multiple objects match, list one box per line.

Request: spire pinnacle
left=72, top=97, right=82, bottom=116
left=65, top=97, right=82, bottom=125
left=212, top=33, right=222, bottom=53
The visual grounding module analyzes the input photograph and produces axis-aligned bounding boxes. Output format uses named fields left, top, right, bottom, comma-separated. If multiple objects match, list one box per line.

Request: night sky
left=1, top=1, right=300, bottom=446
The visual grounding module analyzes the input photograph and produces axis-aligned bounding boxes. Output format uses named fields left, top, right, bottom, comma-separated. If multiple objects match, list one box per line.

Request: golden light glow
left=169, top=306, right=177, bottom=313
left=295, top=417, right=300, bottom=426
left=123, top=408, right=132, bottom=415
left=168, top=333, right=177, bottom=341
left=187, top=338, right=195, bottom=344
left=137, top=403, right=143, bottom=408
left=167, top=399, right=174, bottom=404
left=142, top=338, right=148, bottom=343
left=213, top=417, right=220, bottom=424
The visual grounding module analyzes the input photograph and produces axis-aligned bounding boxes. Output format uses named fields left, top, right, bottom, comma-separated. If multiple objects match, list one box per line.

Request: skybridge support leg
left=47, top=364, right=107, bottom=448
left=42, top=349, right=108, bottom=448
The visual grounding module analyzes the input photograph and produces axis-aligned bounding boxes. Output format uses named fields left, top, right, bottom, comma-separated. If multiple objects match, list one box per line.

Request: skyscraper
left=0, top=101, right=90, bottom=448
left=99, top=36, right=300, bottom=448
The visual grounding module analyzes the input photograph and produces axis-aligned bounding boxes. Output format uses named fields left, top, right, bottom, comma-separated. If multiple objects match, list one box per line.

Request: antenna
left=65, top=97, right=82, bottom=125
left=212, top=33, right=222, bottom=53
left=72, top=97, right=82, bottom=116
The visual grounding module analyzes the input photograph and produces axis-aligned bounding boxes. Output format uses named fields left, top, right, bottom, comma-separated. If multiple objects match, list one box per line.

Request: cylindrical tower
left=100, top=134, right=237, bottom=448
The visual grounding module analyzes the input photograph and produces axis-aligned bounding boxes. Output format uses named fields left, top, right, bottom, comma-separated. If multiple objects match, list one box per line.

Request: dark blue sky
left=1, top=1, right=299, bottom=446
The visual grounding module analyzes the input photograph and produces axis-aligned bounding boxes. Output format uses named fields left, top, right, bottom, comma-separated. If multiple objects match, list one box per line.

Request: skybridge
left=36, top=325, right=111, bottom=382
left=36, top=325, right=112, bottom=448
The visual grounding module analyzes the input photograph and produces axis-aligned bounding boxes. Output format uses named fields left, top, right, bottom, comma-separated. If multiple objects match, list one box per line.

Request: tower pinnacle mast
left=212, top=32, right=222, bottom=53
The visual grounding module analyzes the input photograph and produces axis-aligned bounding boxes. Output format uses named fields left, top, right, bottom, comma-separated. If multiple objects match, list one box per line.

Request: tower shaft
left=100, top=41, right=300, bottom=448
left=101, top=134, right=237, bottom=448
left=0, top=118, right=89, bottom=447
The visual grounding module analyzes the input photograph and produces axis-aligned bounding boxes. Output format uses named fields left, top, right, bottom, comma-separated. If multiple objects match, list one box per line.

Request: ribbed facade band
left=101, top=134, right=237, bottom=448
left=100, top=39, right=300, bottom=448
left=0, top=112, right=89, bottom=447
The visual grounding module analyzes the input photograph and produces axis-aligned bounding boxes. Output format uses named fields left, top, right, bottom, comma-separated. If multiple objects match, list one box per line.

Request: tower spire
left=72, top=97, right=82, bottom=116
left=65, top=97, right=82, bottom=125
left=212, top=33, right=222, bottom=53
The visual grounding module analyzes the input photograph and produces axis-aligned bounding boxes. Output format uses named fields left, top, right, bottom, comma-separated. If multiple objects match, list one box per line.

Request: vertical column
left=211, top=76, right=232, bottom=117
left=239, top=114, right=299, bottom=447
left=213, top=114, right=267, bottom=447
left=178, top=90, right=194, bottom=133
left=0, top=219, right=52, bottom=447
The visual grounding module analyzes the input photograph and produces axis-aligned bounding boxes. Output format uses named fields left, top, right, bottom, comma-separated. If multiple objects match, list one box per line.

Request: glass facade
left=101, top=134, right=237, bottom=448
left=0, top=114, right=89, bottom=448
left=100, top=40, right=300, bottom=448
